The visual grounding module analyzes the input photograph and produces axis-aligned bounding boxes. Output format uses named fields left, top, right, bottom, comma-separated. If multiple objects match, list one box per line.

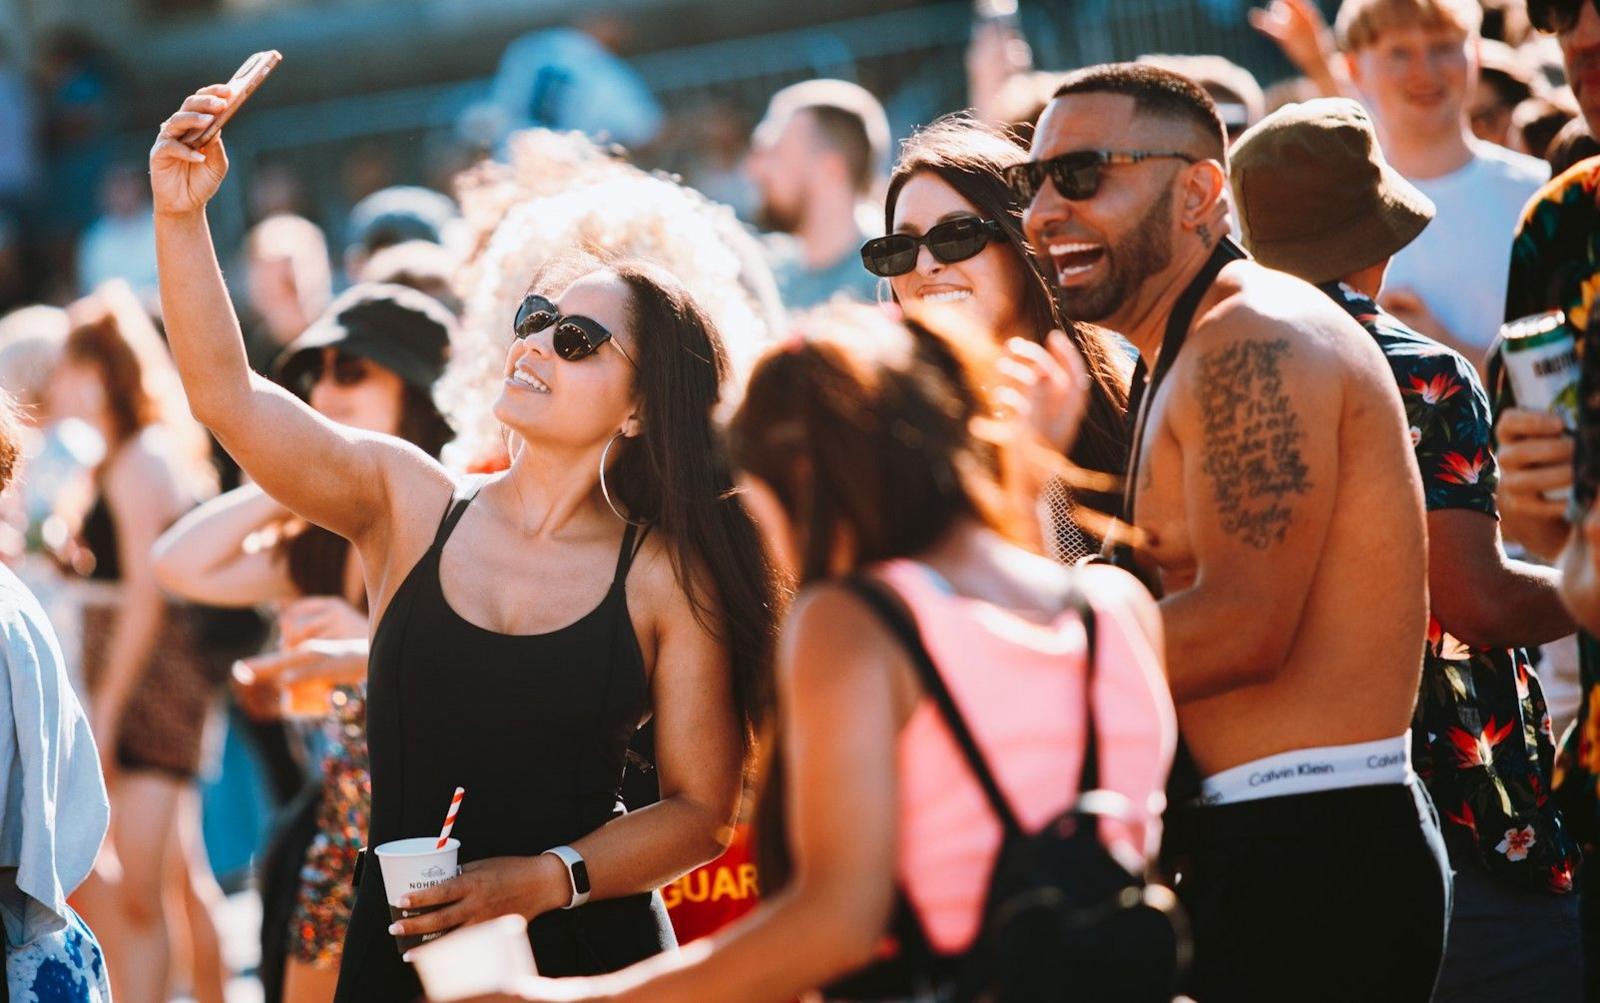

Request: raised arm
left=150, top=86, right=434, bottom=543
left=152, top=482, right=298, bottom=607
left=1159, top=317, right=1343, bottom=702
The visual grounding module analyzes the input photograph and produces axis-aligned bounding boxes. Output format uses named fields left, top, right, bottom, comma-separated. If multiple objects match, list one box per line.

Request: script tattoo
left=1195, top=338, right=1311, bottom=549
left=1197, top=222, right=1214, bottom=249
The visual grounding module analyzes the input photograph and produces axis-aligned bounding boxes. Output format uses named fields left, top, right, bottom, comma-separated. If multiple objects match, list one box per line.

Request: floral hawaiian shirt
left=1326, top=282, right=1580, bottom=893
left=1492, top=157, right=1600, bottom=860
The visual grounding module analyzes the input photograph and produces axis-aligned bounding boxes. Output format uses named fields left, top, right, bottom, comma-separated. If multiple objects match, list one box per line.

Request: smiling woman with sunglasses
left=868, top=114, right=1133, bottom=559
left=150, top=80, right=778, bottom=1003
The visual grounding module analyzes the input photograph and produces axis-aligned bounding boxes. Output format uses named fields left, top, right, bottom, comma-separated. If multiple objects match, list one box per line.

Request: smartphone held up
left=180, top=49, right=282, bottom=148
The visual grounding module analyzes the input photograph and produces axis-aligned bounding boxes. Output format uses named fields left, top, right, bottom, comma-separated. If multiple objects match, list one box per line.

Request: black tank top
left=332, top=479, right=674, bottom=1001
left=82, top=495, right=121, bottom=581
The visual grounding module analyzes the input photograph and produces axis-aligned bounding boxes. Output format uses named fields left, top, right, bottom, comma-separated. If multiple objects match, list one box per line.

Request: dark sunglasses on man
left=1527, top=0, right=1599, bottom=33
left=513, top=294, right=636, bottom=366
left=860, top=217, right=1004, bottom=277
left=1002, top=150, right=1200, bottom=203
left=296, top=352, right=372, bottom=398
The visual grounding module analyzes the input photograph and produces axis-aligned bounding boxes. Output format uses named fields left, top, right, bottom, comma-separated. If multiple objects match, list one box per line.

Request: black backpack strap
left=846, top=575, right=1028, bottom=838
left=1070, top=583, right=1101, bottom=795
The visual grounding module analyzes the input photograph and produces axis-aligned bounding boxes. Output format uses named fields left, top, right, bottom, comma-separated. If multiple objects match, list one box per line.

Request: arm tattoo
left=1195, top=338, right=1312, bottom=549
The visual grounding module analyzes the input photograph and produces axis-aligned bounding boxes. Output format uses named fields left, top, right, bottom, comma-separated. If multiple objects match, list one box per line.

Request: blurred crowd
left=3, top=0, right=1600, bottom=1001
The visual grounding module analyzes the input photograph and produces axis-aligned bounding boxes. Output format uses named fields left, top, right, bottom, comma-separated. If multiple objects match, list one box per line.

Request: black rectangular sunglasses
left=1002, top=150, right=1199, bottom=203
left=860, top=217, right=1003, bottom=278
left=513, top=294, right=635, bottom=366
left=1527, top=0, right=1599, bottom=32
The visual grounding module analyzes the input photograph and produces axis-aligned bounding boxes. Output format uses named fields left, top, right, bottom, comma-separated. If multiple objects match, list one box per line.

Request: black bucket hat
left=275, top=282, right=454, bottom=396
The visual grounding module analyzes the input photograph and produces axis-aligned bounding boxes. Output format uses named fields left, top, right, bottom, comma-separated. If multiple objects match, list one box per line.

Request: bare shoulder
left=1164, top=264, right=1366, bottom=427
left=1196, top=263, right=1351, bottom=357
left=362, top=438, right=454, bottom=547
left=103, top=432, right=186, bottom=509
left=622, top=528, right=737, bottom=655
left=626, top=530, right=690, bottom=611
left=779, top=581, right=903, bottom=687
left=375, top=434, right=454, bottom=507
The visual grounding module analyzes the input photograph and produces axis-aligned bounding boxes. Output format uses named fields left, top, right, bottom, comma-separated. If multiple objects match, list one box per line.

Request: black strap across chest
left=1113, top=238, right=1247, bottom=531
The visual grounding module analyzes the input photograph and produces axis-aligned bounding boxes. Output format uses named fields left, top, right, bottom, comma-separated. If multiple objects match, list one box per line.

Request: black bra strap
left=430, top=478, right=484, bottom=550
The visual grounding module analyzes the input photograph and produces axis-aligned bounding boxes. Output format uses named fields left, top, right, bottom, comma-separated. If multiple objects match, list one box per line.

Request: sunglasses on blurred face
left=1001, top=150, right=1200, bottom=203
left=299, top=353, right=370, bottom=397
left=860, top=217, right=1004, bottom=277
left=1528, top=0, right=1600, bottom=33
left=513, top=294, right=635, bottom=366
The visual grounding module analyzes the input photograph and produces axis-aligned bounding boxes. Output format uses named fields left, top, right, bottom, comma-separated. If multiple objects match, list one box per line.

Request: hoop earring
left=599, top=431, right=648, bottom=526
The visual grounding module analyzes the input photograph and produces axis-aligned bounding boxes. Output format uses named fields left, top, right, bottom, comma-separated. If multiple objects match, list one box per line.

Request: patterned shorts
left=82, top=603, right=228, bottom=780
left=290, top=686, right=372, bottom=967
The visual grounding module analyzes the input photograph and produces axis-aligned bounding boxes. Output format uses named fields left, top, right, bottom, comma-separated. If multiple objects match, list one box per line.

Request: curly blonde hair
left=440, top=130, right=784, bottom=469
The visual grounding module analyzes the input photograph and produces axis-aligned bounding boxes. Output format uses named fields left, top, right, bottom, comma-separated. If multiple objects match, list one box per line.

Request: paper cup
left=375, top=837, right=461, bottom=954
left=411, top=913, right=538, bottom=1000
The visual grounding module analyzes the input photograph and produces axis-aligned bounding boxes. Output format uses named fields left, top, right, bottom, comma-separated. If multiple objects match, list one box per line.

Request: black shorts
left=1167, top=781, right=1451, bottom=1003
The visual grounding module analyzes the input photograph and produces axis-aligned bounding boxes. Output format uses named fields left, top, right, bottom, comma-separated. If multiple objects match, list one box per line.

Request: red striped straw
left=436, top=787, right=464, bottom=849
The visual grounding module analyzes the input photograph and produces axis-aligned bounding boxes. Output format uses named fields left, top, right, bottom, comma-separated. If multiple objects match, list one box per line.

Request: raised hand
left=1249, top=0, right=1345, bottom=97
left=148, top=85, right=234, bottom=217
left=1495, top=407, right=1574, bottom=560
left=994, top=330, right=1091, bottom=453
left=1249, top=0, right=1332, bottom=72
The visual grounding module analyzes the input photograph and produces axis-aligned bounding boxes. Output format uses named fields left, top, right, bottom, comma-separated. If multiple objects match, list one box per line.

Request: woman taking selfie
left=149, top=83, right=777, bottom=1002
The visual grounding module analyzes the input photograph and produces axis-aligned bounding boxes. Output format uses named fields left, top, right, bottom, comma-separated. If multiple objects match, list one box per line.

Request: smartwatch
left=542, top=845, right=591, bottom=909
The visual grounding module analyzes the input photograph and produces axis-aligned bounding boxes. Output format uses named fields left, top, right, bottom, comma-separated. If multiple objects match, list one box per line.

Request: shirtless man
left=1018, top=64, right=1449, bottom=1000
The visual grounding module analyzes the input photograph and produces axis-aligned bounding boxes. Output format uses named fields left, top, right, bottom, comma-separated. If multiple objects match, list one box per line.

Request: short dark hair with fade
left=767, top=79, right=891, bottom=194
left=1052, top=62, right=1228, bottom=161
left=808, top=104, right=879, bottom=194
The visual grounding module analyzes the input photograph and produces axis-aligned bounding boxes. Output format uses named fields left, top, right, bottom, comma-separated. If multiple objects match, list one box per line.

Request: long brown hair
left=729, top=304, right=1022, bottom=888
left=884, top=114, right=1132, bottom=508
left=528, top=254, right=782, bottom=746
left=63, top=282, right=215, bottom=493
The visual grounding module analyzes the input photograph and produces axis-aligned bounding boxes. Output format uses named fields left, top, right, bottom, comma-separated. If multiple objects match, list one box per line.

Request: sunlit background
left=0, top=0, right=1323, bottom=307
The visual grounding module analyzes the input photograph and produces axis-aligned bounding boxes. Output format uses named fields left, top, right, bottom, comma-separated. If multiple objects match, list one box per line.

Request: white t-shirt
left=1386, top=141, right=1549, bottom=358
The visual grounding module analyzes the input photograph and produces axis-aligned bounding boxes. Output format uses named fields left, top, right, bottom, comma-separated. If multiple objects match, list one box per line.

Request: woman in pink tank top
left=468, top=307, right=1174, bottom=1002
